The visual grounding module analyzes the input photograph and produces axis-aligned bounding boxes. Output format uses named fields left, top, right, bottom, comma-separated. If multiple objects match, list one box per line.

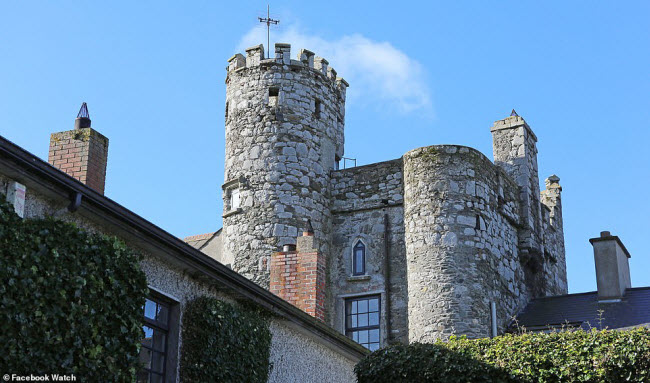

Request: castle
left=186, top=43, right=568, bottom=348
left=3, top=41, right=646, bottom=383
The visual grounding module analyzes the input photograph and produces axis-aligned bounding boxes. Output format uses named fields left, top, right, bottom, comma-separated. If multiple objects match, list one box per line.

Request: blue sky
left=1, top=1, right=648, bottom=294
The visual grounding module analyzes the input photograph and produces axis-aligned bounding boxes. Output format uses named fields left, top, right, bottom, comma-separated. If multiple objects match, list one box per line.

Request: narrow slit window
left=314, top=99, right=321, bottom=119
left=353, top=240, right=366, bottom=275
left=225, top=101, right=229, bottom=119
left=269, top=87, right=279, bottom=107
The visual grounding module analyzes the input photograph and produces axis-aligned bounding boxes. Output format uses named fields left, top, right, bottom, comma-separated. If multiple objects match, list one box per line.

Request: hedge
left=355, top=328, right=650, bottom=383
left=0, top=197, right=149, bottom=380
left=180, top=296, right=272, bottom=383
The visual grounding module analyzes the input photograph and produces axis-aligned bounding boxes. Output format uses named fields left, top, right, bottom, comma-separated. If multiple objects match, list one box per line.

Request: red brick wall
left=48, top=128, right=109, bottom=194
left=270, top=249, right=326, bottom=321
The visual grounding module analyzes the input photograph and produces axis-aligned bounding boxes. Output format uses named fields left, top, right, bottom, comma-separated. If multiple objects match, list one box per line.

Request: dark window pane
left=153, top=330, right=166, bottom=352
left=369, top=312, right=379, bottom=326
left=150, top=372, right=163, bottom=383
left=156, top=304, right=168, bottom=323
left=369, top=329, right=380, bottom=343
left=358, top=300, right=368, bottom=313
left=151, top=351, right=165, bottom=373
left=139, top=347, right=152, bottom=369
left=144, top=299, right=156, bottom=319
left=369, top=298, right=379, bottom=312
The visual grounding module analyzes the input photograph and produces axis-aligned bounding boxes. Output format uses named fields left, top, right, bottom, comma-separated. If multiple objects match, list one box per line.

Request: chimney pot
left=282, top=244, right=296, bottom=252
left=600, top=231, right=611, bottom=238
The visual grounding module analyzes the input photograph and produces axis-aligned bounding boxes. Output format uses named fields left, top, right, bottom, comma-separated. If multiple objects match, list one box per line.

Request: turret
left=222, top=43, right=348, bottom=287
left=490, top=112, right=542, bottom=256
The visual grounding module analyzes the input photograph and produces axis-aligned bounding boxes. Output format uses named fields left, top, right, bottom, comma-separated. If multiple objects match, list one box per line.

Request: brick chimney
left=589, top=231, right=632, bottom=301
left=48, top=103, right=109, bottom=194
left=270, top=229, right=326, bottom=321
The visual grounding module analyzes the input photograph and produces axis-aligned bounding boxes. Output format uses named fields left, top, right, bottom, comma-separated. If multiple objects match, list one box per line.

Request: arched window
left=353, top=241, right=366, bottom=275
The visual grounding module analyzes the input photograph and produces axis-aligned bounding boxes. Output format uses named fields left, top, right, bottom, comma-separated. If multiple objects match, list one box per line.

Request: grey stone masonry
left=491, top=116, right=542, bottom=254
left=404, top=145, right=527, bottom=342
left=223, top=43, right=348, bottom=288
left=217, top=45, right=568, bottom=347
left=540, top=175, right=568, bottom=296
left=329, top=159, right=408, bottom=344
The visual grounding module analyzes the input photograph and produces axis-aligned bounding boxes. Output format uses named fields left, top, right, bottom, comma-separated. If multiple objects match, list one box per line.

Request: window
left=345, top=296, right=380, bottom=351
left=269, top=87, right=279, bottom=107
left=230, top=188, right=240, bottom=210
left=138, top=296, right=170, bottom=383
left=352, top=240, right=366, bottom=275
left=314, top=99, right=321, bottom=119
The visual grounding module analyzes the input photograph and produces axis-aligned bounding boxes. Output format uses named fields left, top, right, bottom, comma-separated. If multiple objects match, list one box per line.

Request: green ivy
left=180, top=296, right=272, bottom=383
left=355, top=328, right=650, bottom=383
left=0, top=197, right=149, bottom=381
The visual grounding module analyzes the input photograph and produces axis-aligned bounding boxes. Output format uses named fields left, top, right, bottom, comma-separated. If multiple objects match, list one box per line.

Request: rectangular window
left=230, top=188, right=241, bottom=210
left=345, top=295, right=380, bottom=351
left=269, top=87, right=279, bottom=107
left=138, top=296, right=170, bottom=383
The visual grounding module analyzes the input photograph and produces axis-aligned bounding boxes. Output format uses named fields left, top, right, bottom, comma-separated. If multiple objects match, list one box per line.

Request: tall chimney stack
left=589, top=231, right=632, bottom=301
left=48, top=103, right=109, bottom=194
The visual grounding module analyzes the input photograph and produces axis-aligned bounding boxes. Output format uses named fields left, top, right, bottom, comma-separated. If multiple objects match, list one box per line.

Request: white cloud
left=236, top=24, right=432, bottom=115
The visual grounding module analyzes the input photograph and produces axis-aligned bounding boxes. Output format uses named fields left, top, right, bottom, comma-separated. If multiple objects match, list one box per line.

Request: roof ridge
left=183, top=232, right=216, bottom=242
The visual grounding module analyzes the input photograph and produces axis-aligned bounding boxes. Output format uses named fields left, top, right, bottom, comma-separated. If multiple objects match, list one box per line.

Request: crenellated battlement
left=227, top=43, right=347, bottom=89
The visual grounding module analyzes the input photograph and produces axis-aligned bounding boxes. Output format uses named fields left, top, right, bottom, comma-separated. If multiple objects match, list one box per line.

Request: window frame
left=344, top=295, right=381, bottom=351
left=352, top=240, right=366, bottom=276
left=138, top=289, right=179, bottom=383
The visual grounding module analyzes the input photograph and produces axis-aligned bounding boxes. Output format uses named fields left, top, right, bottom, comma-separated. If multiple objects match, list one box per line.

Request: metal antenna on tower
left=258, top=4, right=279, bottom=56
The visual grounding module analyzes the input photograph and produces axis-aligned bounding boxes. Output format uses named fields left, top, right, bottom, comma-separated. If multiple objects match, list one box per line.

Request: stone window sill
left=347, top=275, right=371, bottom=282
left=222, top=208, right=243, bottom=219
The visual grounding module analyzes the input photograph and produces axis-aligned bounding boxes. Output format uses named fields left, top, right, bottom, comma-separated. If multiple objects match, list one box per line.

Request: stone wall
left=403, top=145, right=529, bottom=342
left=491, top=116, right=543, bottom=254
left=329, top=159, right=409, bottom=344
left=540, top=175, right=568, bottom=295
left=223, top=44, right=347, bottom=288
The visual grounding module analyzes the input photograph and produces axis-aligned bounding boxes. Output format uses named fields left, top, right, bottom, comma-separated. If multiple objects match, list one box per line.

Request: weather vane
left=258, top=4, right=279, bottom=55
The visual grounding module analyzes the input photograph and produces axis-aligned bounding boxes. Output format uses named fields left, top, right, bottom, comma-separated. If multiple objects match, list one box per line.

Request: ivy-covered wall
left=0, top=197, right=149, bottom=380
left=180, top=297, right=272, bottom=382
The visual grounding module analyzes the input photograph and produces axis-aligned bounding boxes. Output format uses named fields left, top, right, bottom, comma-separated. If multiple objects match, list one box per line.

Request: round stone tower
left=223, top=43, right=347, bottom=287
left=403, top=145, right=528, bottom=342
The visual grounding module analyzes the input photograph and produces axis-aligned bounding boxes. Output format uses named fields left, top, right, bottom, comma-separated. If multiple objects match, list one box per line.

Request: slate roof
left=514, top=287, right=650, bottom=332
